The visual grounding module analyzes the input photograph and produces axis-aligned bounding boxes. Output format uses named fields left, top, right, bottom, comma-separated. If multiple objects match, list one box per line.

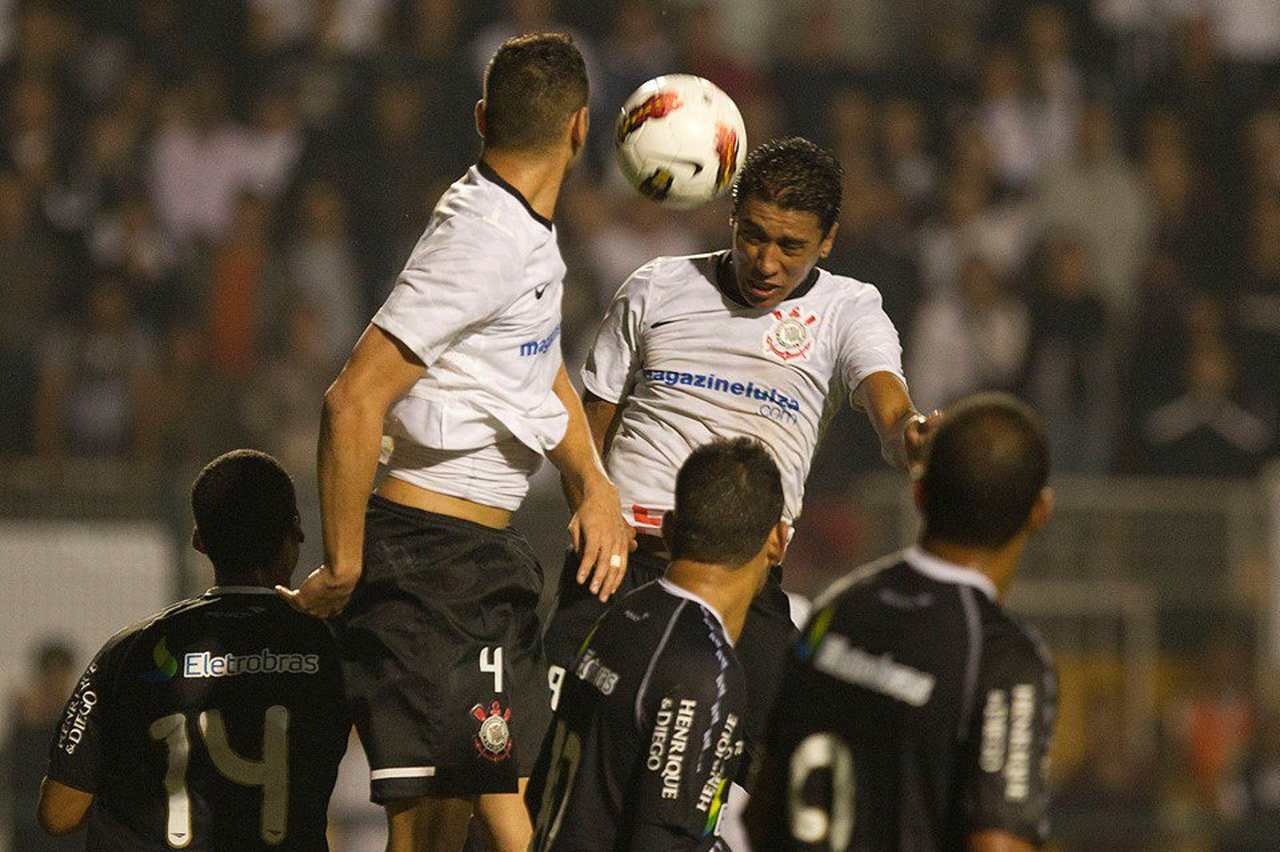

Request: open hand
left=569, top=481, right=635, bottom=603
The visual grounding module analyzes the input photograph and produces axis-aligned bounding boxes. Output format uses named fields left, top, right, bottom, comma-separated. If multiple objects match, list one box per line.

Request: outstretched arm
left=549, top=366, right=633, bottom=603
left=277, top=324, right=424, bottom=618
left=854, top=371, right=940, bottom=475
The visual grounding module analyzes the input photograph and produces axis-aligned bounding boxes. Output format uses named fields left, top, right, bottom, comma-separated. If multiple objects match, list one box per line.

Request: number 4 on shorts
left=480, top=646, right=504, bottom=693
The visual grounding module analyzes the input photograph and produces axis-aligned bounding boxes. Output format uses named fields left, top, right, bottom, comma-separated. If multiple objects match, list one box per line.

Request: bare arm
left=968, top=830, right=1038, bottom=852
left=548, top=366, right=633, bottom=602
left=854, top=370, right=940, bottom=474
left=37, top=777, right=92, bottom=836
left=583, top=391, right=621, bottom=461
left=277, top=324, right=424, bottom=617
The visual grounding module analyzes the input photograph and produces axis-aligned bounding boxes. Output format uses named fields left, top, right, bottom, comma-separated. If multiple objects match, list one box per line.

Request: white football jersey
left=583, top=251, right=905, bottom=526
left=372, top=163, right=568, bottom=510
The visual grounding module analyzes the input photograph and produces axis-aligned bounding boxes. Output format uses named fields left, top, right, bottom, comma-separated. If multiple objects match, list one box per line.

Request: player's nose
left=755, top=245, right=782, bottom=277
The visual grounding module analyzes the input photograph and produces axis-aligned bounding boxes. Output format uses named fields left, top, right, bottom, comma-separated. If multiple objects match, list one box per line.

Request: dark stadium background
left=1, top=1, right=1279, bottom=849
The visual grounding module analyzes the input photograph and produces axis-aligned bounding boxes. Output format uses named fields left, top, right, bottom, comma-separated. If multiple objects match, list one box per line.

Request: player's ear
left=912, top=479, right=926, bottom=513
left=474, top=99, right=487, bottom=141
left=1028, top=486, right=1054, bottom=532
left=191, top=527, right=206, bottom=555
left=292, top=514, right=305, bottom=543
left=818, top=221, right=838, bottom=258
left=764, top=522, right=788, bottom=565
left=569, top=105, right=589, bottom=153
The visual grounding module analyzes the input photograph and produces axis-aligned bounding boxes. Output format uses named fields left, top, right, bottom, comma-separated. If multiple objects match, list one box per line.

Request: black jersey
left=46, top=587, right=351, bottom=851
left=527, top=579, right=747, bottom=852
left=749, top=548, right=1056, bottom=851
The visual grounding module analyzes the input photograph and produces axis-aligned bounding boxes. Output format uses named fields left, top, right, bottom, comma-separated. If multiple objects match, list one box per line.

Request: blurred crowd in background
left=2, top=0, right=1280, bottom=850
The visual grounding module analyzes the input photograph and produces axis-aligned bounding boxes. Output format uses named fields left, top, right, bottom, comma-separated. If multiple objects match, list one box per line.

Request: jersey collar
left=204, top=585, right=279, bottom=598
left=903, top=546, right=997, bottom=602
left=714, top=250, right=821, bottom=308
left=476, top=160, right=553, bottom=230
left=657, top=577, right=733, bottom=645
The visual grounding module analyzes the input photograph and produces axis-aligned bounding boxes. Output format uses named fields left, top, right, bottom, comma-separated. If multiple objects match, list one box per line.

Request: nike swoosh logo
left=535, top=283, right=551, bottom=299
left=650, top=318, right=683, bottom=329
left=671, top=158, right=704, bottom=175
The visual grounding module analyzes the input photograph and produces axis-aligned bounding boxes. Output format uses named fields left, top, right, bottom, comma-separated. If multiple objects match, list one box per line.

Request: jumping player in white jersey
left=544, top=137, right=938, bottom=777
left=275, top=33, right=632, bottom=852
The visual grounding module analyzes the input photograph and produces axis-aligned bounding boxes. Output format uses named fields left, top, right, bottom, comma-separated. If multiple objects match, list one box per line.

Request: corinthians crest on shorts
left=763, top=306, right=819, bottom=362
left=472, top=700, right=513, bottom=762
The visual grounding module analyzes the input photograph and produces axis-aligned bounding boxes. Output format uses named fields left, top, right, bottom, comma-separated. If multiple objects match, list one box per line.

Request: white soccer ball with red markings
left=614, top=74, right=747, bottom=210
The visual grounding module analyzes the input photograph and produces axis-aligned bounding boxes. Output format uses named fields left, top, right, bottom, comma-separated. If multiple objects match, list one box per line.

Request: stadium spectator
left=33, top=278, right=157, bottom=461
left=207, top=191, right=283, bottom=378
left=879, top=96, right=938, bottom=217
left=1020, top=236, right=1113, bottom=472
left=148, top=66, right=257, bottom=246
left=0, top=168, right=63, bottom=455
left=3, top=638, right=80, bottom=852
left=1138, top=335, right=1274, bottom=477
left=282, top=179, right=362, bottom=365
left=908, top=255, right=1030, bottom=411
left=87, top=189, right=182, bottom=332
left=1036, top=97, right=1153, bottom=316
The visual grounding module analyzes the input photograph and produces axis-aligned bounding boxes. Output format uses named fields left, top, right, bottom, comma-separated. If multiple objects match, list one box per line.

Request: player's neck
left=479, top=149, right=569, bottom=222
left=917, top=536, right=1026, bottom=601
left=664, top=560, right=759, bottom=643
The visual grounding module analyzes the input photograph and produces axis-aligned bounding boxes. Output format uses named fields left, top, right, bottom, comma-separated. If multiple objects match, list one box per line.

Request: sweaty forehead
left=736, top=198, right=824, bottom=242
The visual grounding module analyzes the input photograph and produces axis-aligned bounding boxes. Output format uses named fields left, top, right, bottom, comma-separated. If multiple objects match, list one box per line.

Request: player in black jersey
left=37, top=450, right=350, bottom=851
left=748, top=393, right=1058, bottom=852
left=526, top=438, right=788, bottom=851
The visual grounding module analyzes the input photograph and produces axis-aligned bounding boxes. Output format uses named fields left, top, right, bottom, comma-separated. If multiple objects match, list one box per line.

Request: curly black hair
left=731, top=137, right=844, bottom=232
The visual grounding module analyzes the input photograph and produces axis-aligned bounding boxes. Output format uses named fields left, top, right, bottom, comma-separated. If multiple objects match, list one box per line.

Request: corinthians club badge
left=471, top=701, right=513, bottom=763
left=764, top=306, right=818, bottom=362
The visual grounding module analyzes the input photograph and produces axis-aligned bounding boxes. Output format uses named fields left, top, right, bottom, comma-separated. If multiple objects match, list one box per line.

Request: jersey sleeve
left=581, top=262, right=655, bottom=404
left=371, top=217, right=518, bottom=368
left=46, top=629, right=134, bottom=794
left=627, top=634, right=744, bottom=851
left=833, top=284, right=907, bottom=400
left=963, top=634, right=1057, bottom=846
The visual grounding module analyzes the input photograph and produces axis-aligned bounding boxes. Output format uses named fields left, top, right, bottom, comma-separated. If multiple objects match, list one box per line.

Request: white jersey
left=372, top=163, right=568, bottom=510
left=583, top=251, right=905, bottom=526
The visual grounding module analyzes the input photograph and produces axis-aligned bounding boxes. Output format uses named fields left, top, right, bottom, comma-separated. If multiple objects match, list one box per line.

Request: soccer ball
left=614, top=74, right=747, bottom=210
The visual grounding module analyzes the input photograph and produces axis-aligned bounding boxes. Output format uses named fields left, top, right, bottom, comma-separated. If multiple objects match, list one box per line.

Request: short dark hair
left=920, top=394, right=1050, bottom=549
left=669, top=438, right=784, bottom=565
left=482, top=32, right=588, bottom=151
left=191, top=450, right=298, bottom=578
left=732, top=137, right=844, bottom=232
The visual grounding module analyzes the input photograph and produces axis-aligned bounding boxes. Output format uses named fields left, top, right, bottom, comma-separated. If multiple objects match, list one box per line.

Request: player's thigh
left=385, top=794, right=473, bottom=852
left=472, top=777, right=532, bottom=852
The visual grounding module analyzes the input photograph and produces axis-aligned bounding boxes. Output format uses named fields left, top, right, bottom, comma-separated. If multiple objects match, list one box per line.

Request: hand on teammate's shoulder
left=275, top=564, right=360, bottom=619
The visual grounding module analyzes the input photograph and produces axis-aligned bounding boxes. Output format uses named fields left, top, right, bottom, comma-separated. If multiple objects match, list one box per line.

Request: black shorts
left=543, top=544, right=798, bottom=785
left=331, top=495, right=552, bottom=802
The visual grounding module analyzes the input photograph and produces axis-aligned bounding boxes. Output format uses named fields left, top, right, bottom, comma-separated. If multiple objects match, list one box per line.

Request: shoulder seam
left=957, top=585, right=984, bottom=738
left=812, top=551, right=904, bottom=611
left=634, top=599, right=687, bottom=731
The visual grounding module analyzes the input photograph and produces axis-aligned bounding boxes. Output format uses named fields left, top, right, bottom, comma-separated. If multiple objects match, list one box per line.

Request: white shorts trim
left=370, top=766, right=437, bottom=781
